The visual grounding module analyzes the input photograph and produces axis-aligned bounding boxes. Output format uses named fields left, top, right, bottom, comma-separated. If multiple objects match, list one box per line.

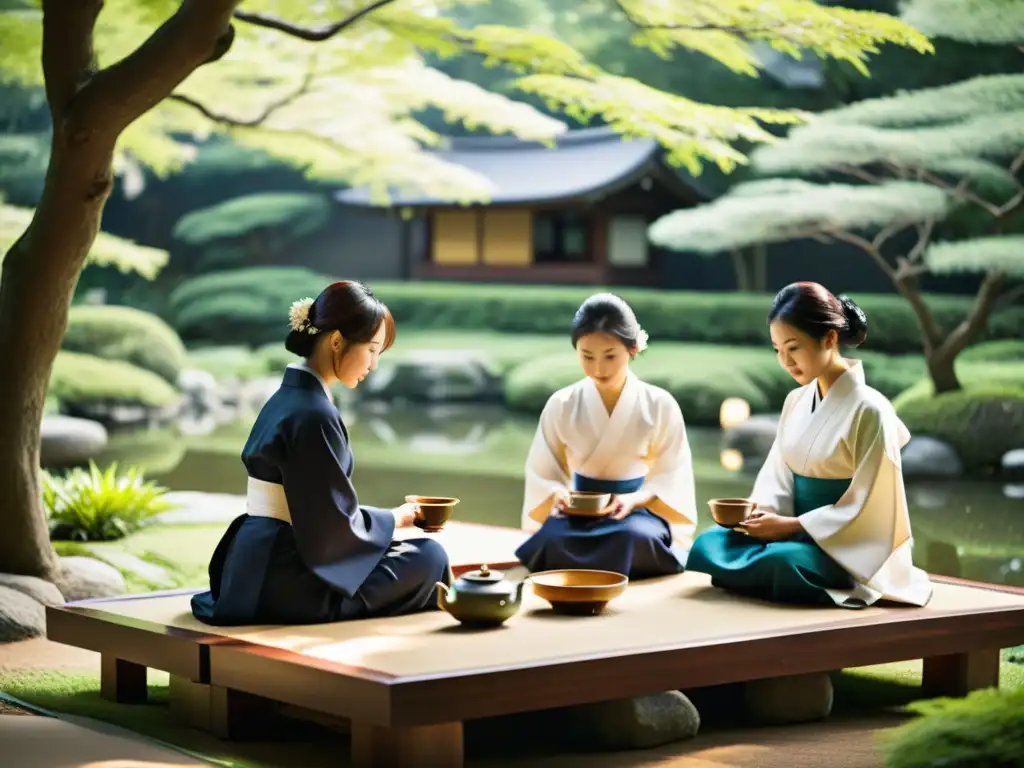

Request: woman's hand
left=606, top=495, right=634, bottom=520
left=738, top=511, right=802, bottom=541
left=550, top=488, right=572, bottom=517
left=392, top=502, right=418, bottom=528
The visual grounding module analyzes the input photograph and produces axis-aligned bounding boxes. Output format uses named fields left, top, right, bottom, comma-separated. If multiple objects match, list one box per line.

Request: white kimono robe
left=750, top=360, right=933, bottom=607
left=521, top=371, right=698, bottom=549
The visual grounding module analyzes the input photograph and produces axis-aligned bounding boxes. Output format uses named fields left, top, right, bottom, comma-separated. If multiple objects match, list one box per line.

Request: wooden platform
left=45, top=523, right=1024, bottom=768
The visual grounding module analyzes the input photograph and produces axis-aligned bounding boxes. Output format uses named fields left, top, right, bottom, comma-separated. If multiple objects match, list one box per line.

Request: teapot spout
left=435, top=582, right=453, bottom=611
left=513, top=579, right=526, bottom=604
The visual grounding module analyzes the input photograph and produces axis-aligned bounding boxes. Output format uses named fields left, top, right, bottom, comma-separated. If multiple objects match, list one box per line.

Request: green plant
left=48, top=351, right=180, bottom=410
left=895, top=385, right=1024, bottom=470
left=880, top=686, right=1024, bottom=768
left=63, top=304, right=188, bottom=384
left=42, top=462, right=176, bottom=542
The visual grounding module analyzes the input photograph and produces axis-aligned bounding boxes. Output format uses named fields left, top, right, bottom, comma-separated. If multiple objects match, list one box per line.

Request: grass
left=53, top=523, right=227, bottom=593
left=2, top=655, right=1022, bottom=768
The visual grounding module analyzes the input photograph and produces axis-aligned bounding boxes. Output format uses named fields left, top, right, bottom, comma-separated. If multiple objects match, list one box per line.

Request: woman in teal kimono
left=687, top=282, right=933, bottom=609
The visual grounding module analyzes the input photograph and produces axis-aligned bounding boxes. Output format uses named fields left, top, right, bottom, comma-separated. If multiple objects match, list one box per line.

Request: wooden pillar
left=100, top=655, right=147, bottom=704
left=922, top=649, right=1000, bottom=697
left=351, top=721, right=464, bottom=768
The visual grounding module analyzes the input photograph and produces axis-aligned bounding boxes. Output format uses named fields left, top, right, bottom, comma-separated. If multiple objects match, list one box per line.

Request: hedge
left=895, top=384, right=1024, bottom=470
left=63, top=305, right=187, bottom=384
left=166, top=267, right=1024, bottom=354
left=49, top=351, right=181, bottom=409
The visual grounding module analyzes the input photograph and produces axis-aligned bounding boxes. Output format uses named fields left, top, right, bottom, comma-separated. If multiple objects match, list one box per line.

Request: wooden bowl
left=708, top=498, right=755, bottom=528
left=529, top=569, right=628, bottom=615
left=564, top=491, right=611, bottom=517
left=406, top=495, right=459, bottom=532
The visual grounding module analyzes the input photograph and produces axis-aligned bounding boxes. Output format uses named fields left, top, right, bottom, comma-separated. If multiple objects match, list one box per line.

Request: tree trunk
left=0, top=131, right=115, bottom=578
left=925, top=352, right=961, bottom=394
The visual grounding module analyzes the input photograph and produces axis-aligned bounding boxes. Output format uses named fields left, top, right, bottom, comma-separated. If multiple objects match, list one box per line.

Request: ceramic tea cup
left=406, top=495, right=459, bottom=532
left=707, top=498, right=756, bottom=528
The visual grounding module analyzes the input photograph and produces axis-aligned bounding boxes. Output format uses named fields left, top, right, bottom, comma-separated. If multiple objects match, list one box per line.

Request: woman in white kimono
left=515, top=293, right=698, bottom=579
left=687, top=282, right=933, bottom=608
left=191, top=281, right=451, bottom=626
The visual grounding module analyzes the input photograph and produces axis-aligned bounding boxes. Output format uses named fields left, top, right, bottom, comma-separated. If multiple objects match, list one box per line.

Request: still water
left=98, top=402, right=1024, bottom=587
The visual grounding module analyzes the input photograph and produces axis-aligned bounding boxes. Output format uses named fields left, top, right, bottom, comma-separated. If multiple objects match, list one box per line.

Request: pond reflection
left=97, top=403, right=1024, bottom=586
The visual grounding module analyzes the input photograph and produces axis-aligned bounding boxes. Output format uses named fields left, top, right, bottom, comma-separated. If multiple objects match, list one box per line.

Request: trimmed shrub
left=168, top=269, right=1024, bottom=353
left=880, top=686, right=1024, bottom=768
left=961, top=339, right=1024, bottom=363
left=169, top=267, right=335, bottom=346
left=505, top=345, right=794, bottom=426
left=895, top=385, right=1024, bottom=470
left=49, top=351, right=180, bottom=409
left=63, top=305, right=187, bottom=384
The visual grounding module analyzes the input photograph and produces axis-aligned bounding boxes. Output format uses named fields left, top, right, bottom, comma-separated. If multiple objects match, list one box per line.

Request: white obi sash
left=246, top=477, right=291, bottom=524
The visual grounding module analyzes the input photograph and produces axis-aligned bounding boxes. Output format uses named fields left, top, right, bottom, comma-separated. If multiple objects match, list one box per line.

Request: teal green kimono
left=687, top=475, right=855, bottom=606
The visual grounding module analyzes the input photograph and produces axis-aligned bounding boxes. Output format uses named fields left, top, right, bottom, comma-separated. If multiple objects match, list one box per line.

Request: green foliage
left=48, top=351, right=180, bottom=409
left=880, top=686, right=1024, bottom=768
left=171, top=192, right=331, bottom=247
left=895, top=383, right=1024, bottom=469
left=0, top=0, right=933, bottom=198
left=0, top=131, right=47, bottom=202
left=751, top=109, right=1024, bottom=177
left=926, top=235, right=1024, bottom=278
left=1, top=198, right=168, bottom=278
left=648, top=180, right=951, bottom=253
left=901, top=0, right=1024, bottom=45
left=62, top=305, right=187, bottom=384
left=813, top=73, right=1024, bottom=129
left=504, top=345, right=793, bottom=424
left=168, top=266, right=335, bottom=346
left=185, top=343, right=298, bottom=381
left=962, top=339, right=1024, bottom=362
left=42, top=462, right=176, bottom=542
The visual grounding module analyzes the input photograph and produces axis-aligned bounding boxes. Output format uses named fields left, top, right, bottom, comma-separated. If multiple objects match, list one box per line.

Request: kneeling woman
left=687, top=282, right=933, bottom=608
left=191, top=281, right=451, bottom=626
left=515, top=293, right=698, bottom=579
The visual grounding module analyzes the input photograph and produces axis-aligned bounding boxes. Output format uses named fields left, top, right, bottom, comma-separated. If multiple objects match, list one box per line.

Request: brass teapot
left=436, top=564, right=525, bottom=627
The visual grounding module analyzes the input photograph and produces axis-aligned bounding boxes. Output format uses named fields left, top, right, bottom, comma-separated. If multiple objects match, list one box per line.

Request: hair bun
left=837, top=294, right=868, bottom=347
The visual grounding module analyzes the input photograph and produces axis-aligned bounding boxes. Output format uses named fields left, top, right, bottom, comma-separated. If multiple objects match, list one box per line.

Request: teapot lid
left=459, top=564, right=504, bottom=583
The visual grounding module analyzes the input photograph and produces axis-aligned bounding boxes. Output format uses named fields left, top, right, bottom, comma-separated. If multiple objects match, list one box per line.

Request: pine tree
left=0, top=0, right=929, bottom=579
left=651, top=0, right=1024, bottom=395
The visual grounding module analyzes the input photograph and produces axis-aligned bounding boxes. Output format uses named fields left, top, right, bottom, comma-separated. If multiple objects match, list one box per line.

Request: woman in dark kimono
left=191, top=280, right=451, bottom=626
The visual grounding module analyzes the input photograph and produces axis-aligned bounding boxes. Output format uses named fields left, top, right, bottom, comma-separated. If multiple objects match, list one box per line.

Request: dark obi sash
left=686, top=474, right=856, bottom=607
left=514, top=473, right=687, bottom=580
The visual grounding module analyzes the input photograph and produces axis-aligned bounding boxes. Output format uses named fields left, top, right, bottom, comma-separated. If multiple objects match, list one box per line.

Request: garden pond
left=94, top=400, right=1024, bottom=589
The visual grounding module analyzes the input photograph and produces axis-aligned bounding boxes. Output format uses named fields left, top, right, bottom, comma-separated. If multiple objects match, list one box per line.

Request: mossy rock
left=895, top=385, right=1024, bottom=471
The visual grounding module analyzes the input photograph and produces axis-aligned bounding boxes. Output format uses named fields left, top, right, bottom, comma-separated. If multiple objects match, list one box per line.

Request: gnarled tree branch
left=933, top=270, right=1007, bottom=364
left=169, top=70, right=315, bottom=127
left=72, top=0, right=240, bottom=136
left=41, top=0, right=104, bottom=118
left=234, top=0, right=396, bottom=41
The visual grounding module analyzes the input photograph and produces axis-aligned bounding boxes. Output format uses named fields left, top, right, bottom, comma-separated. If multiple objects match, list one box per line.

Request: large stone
left=39, top=415, right=108, bottom=469
left=1001, top=448, right=1024, bottom=481
left=54, top=556, right=126, bottom=602
left=901, top=436, right=964, bottom=479
left=743, top=672, right=833, bottom=725
left=0, top=585, right=46, bottom=643
left=722, top=415, right=780, bottom=461
left=0, top=573, right=64, bottom=608
left=561, top=691, right=701, bottom=750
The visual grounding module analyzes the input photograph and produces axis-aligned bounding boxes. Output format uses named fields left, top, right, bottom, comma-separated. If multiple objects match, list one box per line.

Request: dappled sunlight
left=300, top=633, right=417, bottom=665
left=720, top=448, right=744, bottom=472
left=719, top=397, right=751, bottom=429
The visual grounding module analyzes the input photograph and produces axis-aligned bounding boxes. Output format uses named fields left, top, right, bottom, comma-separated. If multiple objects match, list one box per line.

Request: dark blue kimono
left=191, top=367, right=451, bottom=626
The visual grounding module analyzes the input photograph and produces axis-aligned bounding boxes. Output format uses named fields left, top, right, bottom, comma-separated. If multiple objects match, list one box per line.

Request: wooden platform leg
left=169, top=675, right=213, bottom=731
left=351, top=721, right=463, bottom=768
left=209, top=685, right=277, bottom=741
left=923, top=649, right=1000, bottom=698
left=100, top=655, right=147, bottom=704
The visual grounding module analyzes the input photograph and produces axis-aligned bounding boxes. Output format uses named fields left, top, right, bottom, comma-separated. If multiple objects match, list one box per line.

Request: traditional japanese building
left=334, top=127, right=709, bottom=286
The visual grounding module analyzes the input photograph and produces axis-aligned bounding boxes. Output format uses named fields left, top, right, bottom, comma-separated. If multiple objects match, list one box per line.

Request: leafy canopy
left=0, top=198, right=168, bottom=278
left=901, top=0, right=1024, bottom=45
left=0, top=0, right=933, bottom=201
left=648, top=179, right=952, bottom=253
